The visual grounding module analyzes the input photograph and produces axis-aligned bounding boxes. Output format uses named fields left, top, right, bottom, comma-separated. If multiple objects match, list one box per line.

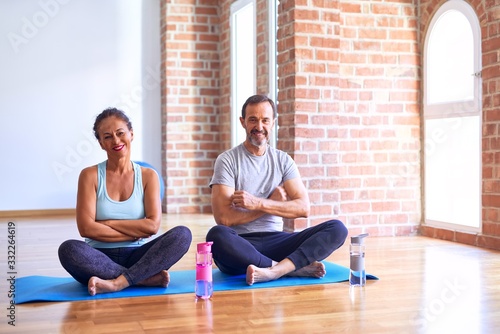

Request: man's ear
left=239, top=117, right=245, bottom=128
left=130, top=129, right=134, bottom=141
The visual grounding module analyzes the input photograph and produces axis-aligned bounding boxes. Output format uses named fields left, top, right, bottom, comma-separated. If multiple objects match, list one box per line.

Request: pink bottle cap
left=197, top=241, right=213, bottom=253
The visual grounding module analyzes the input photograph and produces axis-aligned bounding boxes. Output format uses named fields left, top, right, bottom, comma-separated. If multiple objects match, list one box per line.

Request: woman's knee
left=171, top=225, right=193, bottom=247
left=58, top=240, right=87, bottom=280
left=176, top=225, right=192, bottom=240
left=58, top=239, right=81, bottom=260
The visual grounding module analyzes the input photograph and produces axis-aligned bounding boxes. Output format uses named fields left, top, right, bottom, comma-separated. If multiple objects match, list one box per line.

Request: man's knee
left=205, top=225, right=238, bottom=261
left=322, top=219, right=348, bottom=247
left=206, top=225, right=230, bottom=243
left=333, top=219, right=348, bottom=240
left=326, top=219, right=347, bottom=235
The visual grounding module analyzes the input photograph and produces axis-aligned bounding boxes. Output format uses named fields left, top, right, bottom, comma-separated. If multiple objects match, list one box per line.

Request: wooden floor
left=1, top=214, right=499, bottom=333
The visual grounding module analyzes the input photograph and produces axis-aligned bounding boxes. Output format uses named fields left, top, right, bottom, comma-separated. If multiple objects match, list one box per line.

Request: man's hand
left=231, top=186, right=288, bottom=211
left=211, top=178, right=309, bottom=226
left=231, top=190, right=263, bottom=210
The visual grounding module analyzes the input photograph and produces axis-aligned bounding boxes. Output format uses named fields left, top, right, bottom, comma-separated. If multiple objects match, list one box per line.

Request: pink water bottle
left=195, top=241, right=213, bottom=299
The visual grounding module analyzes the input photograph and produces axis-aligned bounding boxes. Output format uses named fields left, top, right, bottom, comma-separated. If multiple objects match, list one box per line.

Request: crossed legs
left=59, top=225, right=192, bottom=295
left=206, top=219, right=348, bottom=285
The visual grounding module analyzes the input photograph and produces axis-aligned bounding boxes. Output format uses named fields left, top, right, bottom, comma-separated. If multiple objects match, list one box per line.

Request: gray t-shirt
left=209, top=143, right=300, bottom=234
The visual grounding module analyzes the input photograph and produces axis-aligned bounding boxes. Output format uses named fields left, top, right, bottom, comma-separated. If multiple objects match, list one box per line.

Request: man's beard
left=248, top=130, right=268, bottom=147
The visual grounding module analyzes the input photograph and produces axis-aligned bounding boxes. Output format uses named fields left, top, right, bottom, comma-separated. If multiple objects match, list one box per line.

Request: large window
left=230, top=0, right=256, bottom=147
left=423, top=0, right=481, bottom=232
left=230, top=0, right=278, bottom=148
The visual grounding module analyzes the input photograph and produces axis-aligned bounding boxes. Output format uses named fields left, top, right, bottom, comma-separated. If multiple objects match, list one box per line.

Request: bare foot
left=246, top=265, right=283, bottom=285
left=88, top=276, right=128, bottom=296
left=87, top=271, right=169, bottom=296
left=137, top=270, right=170, bottom=288
left=287, top=261, right=326, bottom=278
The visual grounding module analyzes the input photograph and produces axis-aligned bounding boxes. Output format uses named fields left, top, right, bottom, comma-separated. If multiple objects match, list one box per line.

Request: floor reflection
left=417, top=245, right=482, bottom=333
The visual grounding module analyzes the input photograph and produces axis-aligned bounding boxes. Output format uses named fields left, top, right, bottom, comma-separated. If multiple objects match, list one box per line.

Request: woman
left=59, top=107, right=192, bottom=296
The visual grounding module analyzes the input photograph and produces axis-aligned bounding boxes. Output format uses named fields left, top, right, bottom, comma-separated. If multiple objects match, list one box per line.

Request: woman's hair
left=241, top=95, right=277, bottom=119
left=93, top=107, right=133, bottom=140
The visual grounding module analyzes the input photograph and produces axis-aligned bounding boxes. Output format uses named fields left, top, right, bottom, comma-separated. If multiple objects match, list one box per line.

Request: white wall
left=0, top=0, right=161, bottom=211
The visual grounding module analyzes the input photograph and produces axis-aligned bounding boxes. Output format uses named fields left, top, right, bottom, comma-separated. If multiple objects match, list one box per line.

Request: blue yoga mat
left=15, top=261, right=378, bottom=304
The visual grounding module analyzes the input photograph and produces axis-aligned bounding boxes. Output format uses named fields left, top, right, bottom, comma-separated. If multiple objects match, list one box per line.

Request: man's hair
left=241, top=95, right=277, bottom=119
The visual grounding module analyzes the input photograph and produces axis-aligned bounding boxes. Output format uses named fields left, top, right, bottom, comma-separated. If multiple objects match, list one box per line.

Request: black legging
left=206, top=219, right=348, bottom=275
left=58, top=225, right=192, bottom=285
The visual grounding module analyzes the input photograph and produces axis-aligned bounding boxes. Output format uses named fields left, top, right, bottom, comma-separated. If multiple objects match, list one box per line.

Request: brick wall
left=162, top=0, right=421, bottom=236
left=256, top=0, right=271, bottom=95
left=277, top=0, right=344, bottom=232
left=217, top=0, right=232, bottom=148
left=162, top=0, right=500, bottom=249
left=277, top=0, right=421, bottom=235
left=162, top=0, right=221, bottom=213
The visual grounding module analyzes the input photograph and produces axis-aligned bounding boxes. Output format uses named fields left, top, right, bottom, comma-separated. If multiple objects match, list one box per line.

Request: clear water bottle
left=195, top=241, right=214, bottom=299
left=349, top=233, right=368, bottom=287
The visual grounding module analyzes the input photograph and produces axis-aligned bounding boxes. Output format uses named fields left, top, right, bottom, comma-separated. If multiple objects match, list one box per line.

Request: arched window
left=423, top=0, right=481, bottom=232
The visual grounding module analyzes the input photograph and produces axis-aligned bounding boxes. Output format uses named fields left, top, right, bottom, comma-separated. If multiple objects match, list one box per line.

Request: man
left=207, top=94, right=348, bottom=285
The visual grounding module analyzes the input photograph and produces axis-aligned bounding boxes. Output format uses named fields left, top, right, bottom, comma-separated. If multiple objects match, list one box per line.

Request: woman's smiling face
left=97, top=116, right=134, bottom=155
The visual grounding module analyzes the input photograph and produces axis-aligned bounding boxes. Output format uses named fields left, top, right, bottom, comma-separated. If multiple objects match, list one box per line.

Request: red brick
left=455, top=232, right=478, bottom=246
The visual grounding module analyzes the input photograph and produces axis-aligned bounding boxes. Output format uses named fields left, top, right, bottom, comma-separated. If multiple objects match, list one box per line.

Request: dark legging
left=206, top=219, right=348, bottom=275
left=58, top=225, right=192, bottom=286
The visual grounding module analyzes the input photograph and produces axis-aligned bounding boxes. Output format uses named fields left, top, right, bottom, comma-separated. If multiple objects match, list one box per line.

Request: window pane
left=424, top=116, right=480, bottom=228
left=231, top=1, right=255, bottom=147
left=427, top=10, right=474, bottom=104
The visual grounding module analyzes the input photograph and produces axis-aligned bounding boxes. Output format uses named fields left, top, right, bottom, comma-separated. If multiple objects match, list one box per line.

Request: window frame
left=423, top=0, right=482, bottom=233
left=424, top=0, right=481, bottom=118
